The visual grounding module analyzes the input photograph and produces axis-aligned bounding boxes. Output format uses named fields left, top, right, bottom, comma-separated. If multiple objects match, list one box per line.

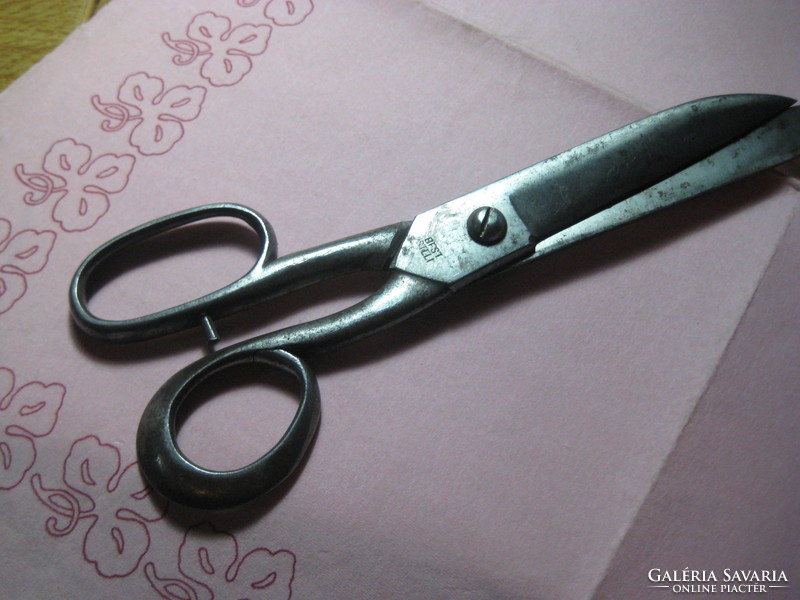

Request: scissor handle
left=70, top=203, right=277, bottom=342
left=70, top=203, right=414, bottom=343
left=72, top=203, right=452, bottom=509
left=137, top=344, right=320, bottom=510
left=132, top=266, right=449, bottom=509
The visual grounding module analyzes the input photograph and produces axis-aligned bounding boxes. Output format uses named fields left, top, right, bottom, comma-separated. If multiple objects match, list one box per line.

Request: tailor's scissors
left=70, top=94, right=800, bottom=510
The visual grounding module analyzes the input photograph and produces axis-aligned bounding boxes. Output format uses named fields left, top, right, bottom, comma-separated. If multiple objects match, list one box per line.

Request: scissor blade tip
left=733, top=93, right=795, bottom=108
left=695, top=93, right=797, bottom=129
left=761, top=93, right=794, bottom=105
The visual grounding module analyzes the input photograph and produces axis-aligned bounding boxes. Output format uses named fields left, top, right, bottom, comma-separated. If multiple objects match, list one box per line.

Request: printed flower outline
left=14, top=138, right=135, bottom=232
left=237, top=0, right=314, bottom=26
left=162, top=12, right=271, bottom=87
left=145, top=522, right=296, bottom=600
left=0, top=367, right=64, bottom=489
left=31, top=435, right=165, bottom=578
left=0, top=219, right=56, bottom=314
left=91, top=72, right=207, bottom=155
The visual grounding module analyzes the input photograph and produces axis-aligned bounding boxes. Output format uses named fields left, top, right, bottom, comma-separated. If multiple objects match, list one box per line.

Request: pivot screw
left=467, top=206, right=507, bottom=246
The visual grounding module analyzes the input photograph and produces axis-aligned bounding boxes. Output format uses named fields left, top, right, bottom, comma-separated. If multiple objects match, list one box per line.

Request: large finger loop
left=136, top=348, right=320, bottom=510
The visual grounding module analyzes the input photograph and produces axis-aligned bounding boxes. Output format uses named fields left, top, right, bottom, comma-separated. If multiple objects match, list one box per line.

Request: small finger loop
left=69, top=203, right=277, bottom=343
left=136, top=348, right=320, bottom=510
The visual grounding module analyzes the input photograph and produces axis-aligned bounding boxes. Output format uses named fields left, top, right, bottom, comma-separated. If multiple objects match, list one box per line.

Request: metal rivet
left=467, top=206, right=507, bottom=246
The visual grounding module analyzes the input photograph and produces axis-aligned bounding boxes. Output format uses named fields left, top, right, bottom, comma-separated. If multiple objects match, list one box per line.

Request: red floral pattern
left=7, top=2, right=315, bottom=596
left=163, top=12, right=272, bottom=87
left=14, top=138, right=135, bottom=232
left=31, top=435, right=165, bottom=577
left=0, top=368, right=64, bottom=489
left=145, top=522, right=296, bottom=600
left=0, top=219, right=56, bottom=314
left=92, top=73, right=207, bottom=155
left=238, top=0, right=314, bottom=26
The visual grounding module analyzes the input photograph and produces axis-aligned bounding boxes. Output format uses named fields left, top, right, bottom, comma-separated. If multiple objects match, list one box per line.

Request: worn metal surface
left=137, top=348, right=321, bottom=510
left=70, top=94, right=800, bottom=509
left=503, top=94, right=794, bottom=241
left=532, top=106, right=800, bottom=261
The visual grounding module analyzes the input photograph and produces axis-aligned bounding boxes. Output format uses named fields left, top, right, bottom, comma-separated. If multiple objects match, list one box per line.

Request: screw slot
left=467, top=206, right=507, bottom=246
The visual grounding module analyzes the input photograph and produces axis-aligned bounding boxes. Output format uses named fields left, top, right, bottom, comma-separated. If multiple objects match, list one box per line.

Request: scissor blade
left=530, top=106, right=800, bottom=260
left=502, top=94, right=794, bottom=241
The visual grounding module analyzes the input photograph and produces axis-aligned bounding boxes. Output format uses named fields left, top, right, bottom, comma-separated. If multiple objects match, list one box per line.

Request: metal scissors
left=70, top=94, right=800, bottom=510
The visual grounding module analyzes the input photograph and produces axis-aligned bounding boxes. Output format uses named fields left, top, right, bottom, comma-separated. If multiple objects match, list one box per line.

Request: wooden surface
left=0, top=0, right=108, bottom=90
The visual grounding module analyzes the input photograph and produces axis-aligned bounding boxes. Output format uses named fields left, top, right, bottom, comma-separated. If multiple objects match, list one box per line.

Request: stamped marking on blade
left=393, top=192, right=533, bottom=288
left=418, top=237, right=444, bottom=263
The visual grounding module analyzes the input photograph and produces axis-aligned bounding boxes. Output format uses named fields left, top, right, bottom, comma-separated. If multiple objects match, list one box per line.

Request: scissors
left=70, top=94, right=800, bottom=510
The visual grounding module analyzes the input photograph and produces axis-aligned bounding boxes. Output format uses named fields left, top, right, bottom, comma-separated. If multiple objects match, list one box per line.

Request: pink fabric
left=0, top=1, right=797, bottom=598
